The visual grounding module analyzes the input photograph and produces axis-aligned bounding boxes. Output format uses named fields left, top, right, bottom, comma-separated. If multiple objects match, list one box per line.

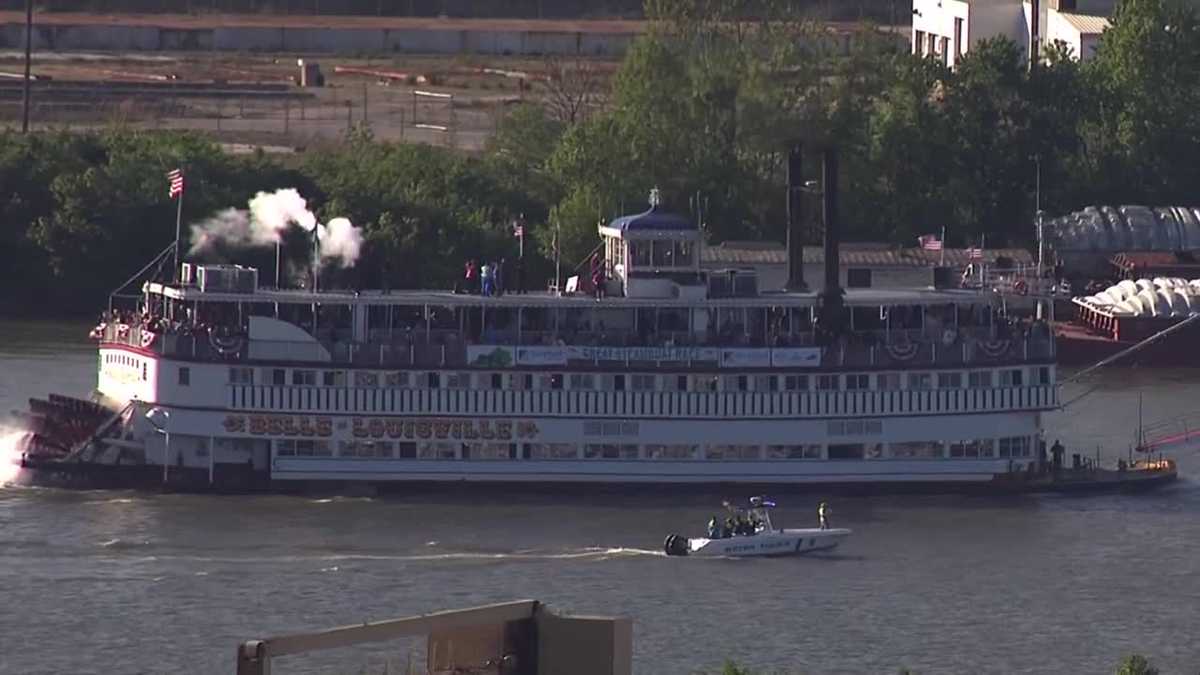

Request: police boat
left=663, top=496, right=851, bottom=557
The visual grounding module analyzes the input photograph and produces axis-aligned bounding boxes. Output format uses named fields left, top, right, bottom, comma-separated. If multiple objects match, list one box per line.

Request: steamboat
left=8, top=148, right=1175, bottom=493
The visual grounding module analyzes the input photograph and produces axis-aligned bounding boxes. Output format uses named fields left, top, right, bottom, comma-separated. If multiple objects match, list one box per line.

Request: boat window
left=489, top=373, right=504, bottom=389
left=276, top=440, right=295, bottom=456
left=674, top=241, right=694, bottom=267
left=427, top=372, right=440, bottom=389
left=142, top=363, right=147, bottom=381
left=827, top=443, right=865, bottom=460
left=397, top=442, right=417, bottom=459
left=445, top=372, right=471, bottom=389
left=783, top=375, right=809, bottom=391
left=417, top=442, right=458, bottom=459
left=705, top=445, right=761, bottom=460
left=292, top=370, right=317, bottom=386
left=526, top=443, right=578, bottom=459
left=507, top=373, right=533, bottom=390
left=753, top=375, right=777, bottom=392
left=907, top=373, right=932, bottom=390
left=651, top=240, right=673, bottom=267
left=631, top=374, right=657, bottom=391
left=323, top=370, right=347, bottom=387
left=294, top=440, right=332, bottom=457
left=612, top=374, right=626, bottom=391
left=645, top=444, right=699, bottom=459
left=265, top=368, right=286, bottom=386
left=229, top=367, right=254, bottom=385
left=890, top=441, right=945, bottom=458
left=178, top=367, right=190, bottom=386
left=845, top=374, right=870, bottom=390
left=1037, top=367, right=1051, bottom=385
left=464, top=443, right=511, bottom=460
left=999, top=369, right=1024, bottom=387
left=569, top=373, right=595, bottom=390
left=816, top=374, right=840, bottom=391
left=937, top=372, right=963, bottom=388
left=846, top=268, right=872, bottom=288
left=354, top=371, right=380, bottom=388
left=690, top=375, right=718, bottom=392
left=385, top=371, right=410, bottom=388
left=630, top=241, right=650, bottom=267
left=998, top=436, right=1032, bottom=458
left=722, top=375, right=748, bottom=392
left=875, top=373, right=900, bottom=390
left=828, top=420, right=883, bottom=436
left=584, top=444, right=639, bottom=459
left=766, top=444, right=822, bottom=459
left=967, top=370, right=993, bottom=388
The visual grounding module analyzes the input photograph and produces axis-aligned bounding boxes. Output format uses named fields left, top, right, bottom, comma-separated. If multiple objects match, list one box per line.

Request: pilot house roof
left=604, top=188, right=696, bottom=234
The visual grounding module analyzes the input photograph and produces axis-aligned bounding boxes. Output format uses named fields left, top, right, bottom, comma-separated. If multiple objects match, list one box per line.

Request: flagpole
left=939, top=225, right=945, bottom=267
left=173, top=183, right=183, bottom=282
left=554, top=217, right=561, bottom=296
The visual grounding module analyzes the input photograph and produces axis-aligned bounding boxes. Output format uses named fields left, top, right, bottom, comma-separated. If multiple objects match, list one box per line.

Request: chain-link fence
left=0, top=80, right=507, bottom=150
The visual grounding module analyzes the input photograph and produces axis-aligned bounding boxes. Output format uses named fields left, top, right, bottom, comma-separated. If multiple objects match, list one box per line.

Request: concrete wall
left=0, top=21, right=637, bottom=56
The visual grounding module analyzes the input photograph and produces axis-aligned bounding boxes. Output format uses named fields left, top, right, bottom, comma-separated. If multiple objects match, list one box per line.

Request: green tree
left=1115, top=653, right=1159, bottom=675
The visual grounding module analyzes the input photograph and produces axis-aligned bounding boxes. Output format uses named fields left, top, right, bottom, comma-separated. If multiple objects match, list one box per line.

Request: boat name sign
left=223, top=414, right=540, bottom=441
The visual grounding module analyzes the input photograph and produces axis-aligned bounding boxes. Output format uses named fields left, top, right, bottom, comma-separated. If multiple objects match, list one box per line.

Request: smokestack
left=786, top=143, right=806, bottom=291
left=1030, top=0, right=1041, bottom=69
left=822, top=147, right=839, bottom=295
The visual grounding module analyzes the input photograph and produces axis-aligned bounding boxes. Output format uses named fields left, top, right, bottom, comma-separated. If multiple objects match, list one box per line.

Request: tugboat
left=664, top=497, right=851, bottom=557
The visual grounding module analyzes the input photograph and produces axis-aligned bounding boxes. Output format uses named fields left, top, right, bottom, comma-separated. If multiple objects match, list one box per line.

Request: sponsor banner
left=567, top=346, right=719, bottom=362
left=770, top=348, right=822, bottom=368
left=515, top=346, right=568, bottom=366
left=468, top=345, right=515, bottom=367
left=719, top=348, right=771, bottom=368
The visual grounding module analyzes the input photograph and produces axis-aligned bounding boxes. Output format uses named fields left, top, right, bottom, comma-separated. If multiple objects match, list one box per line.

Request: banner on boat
left=223, top=413, right=540, bottom=441
left=469, top=344, right=820, bottom=367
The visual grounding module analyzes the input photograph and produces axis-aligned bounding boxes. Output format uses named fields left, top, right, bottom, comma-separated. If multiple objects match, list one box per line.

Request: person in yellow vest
left=818, top=502, right=830, bottom=530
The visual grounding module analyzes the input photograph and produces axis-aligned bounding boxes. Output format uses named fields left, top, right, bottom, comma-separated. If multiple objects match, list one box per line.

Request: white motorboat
left=664, top=497, right=851, bottom=557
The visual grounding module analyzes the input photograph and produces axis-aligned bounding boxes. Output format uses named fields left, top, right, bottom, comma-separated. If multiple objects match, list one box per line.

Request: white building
left=912, top=0, right=1111, bottom=67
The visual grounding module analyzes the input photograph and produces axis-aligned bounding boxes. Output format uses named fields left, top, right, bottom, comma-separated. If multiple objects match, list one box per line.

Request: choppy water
left=1, top=319, right=1198, bottom=675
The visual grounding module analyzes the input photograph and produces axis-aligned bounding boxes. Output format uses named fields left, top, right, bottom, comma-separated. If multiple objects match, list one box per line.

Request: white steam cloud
left=188, top=188, right=363, bottom=268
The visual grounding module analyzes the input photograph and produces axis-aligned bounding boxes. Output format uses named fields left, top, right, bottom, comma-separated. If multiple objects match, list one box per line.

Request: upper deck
left=100, top=277, right=1054, bottom=371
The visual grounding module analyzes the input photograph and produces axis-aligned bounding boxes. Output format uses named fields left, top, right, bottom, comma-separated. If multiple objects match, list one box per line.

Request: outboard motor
left=663, top=534, right=689, bottom=556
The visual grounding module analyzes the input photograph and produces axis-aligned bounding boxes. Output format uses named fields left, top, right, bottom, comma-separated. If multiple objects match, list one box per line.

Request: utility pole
left=21, top=0, right=33, bottom=133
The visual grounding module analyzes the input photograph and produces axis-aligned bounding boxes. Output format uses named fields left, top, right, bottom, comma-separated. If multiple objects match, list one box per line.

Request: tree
left=1115, top=653, right=1159, bottom=675
left=540, top=55, right=608, bottom=126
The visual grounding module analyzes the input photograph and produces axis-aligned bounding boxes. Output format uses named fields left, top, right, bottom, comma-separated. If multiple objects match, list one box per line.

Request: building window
left=940, top=36, right=950, bottom=65
left=846, top=268, right=872, bottom=288
left=915, top=29, right=926, bottom=55
left=954, top=17, right=964, bottom=58
left=292, top=370, right=317, bottom=386
left=178, top=367, right=190, bottom=386
left=229, top=367, right=254, bottom=384
left=845, top=374, right=871, bottom=390
left=937, top=372, right=963, bottom=388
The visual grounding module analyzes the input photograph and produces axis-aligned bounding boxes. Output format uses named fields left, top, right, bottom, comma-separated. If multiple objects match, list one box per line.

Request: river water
left=1, top=319, right=1198, bottom=675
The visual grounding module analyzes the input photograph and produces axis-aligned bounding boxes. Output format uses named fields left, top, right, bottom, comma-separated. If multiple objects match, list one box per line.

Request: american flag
left=967, top=247, right=984, bottom=260
left=918, top=234, right=943, bottom=251
left=513, top=224, right=525, bottom=238
left=167, top=168, right=184, bottom=199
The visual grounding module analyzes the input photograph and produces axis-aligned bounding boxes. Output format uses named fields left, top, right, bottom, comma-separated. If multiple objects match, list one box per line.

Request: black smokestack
left=822, top=146, right=839, bottom=294
left=786, top=143, right=806, bottom=291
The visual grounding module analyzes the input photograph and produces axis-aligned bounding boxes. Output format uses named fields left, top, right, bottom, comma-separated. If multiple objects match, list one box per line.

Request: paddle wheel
left=12, top=394, right=123, bottom=463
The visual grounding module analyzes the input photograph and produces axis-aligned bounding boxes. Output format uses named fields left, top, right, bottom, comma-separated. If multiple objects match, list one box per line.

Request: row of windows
left=229, top=366, right=1051, bottom=393
left=274, top=437, right=1037, bottom=461
left=103, top=353, right=148, bottom=381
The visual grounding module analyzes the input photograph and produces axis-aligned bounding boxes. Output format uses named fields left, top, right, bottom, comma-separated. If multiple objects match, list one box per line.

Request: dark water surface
left=1, top=319, right=1198, bottom=675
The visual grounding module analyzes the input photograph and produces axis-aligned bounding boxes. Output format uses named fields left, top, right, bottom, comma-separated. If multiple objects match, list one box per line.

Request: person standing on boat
left=707, top=515, right=720, bottom=538
left=464, top=259, right=478, bottom=294
left=818, top=502, right=830, bottom=530
left=481, top=261, right=494, bottom=297
left=1051, top=440, right=1065, bottom=474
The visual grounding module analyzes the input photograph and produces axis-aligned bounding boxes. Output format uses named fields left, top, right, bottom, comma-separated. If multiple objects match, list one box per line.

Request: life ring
left=1014, top=280, right=1029, bottom=296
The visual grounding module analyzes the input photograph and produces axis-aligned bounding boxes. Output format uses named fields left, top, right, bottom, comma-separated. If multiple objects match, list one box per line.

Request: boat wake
left=0, top=426, right=31, bottom=486
left=117, top=546, right=667, bottom=566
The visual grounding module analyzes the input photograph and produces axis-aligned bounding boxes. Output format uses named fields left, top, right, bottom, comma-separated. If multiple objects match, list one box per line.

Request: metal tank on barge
left=7, top=146, right=1175, bottom=494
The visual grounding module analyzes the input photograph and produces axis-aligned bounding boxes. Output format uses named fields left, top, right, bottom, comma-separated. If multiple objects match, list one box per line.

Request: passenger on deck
left=724, top=516, right=735, bottom=538
left=481, top=262, right=494, bottom=297
left=818, top=502, right=830, bottom=530
left=464, top=259, right=478, bottom=294
left=707, top=516, right=720, bottom=538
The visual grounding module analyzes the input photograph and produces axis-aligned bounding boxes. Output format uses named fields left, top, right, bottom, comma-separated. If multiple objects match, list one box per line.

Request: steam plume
left=188, top=188, right=362, bottom=268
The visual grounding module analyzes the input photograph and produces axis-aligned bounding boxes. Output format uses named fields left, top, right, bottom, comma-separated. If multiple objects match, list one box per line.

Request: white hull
left=669, top=528, right=851, bottom=557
